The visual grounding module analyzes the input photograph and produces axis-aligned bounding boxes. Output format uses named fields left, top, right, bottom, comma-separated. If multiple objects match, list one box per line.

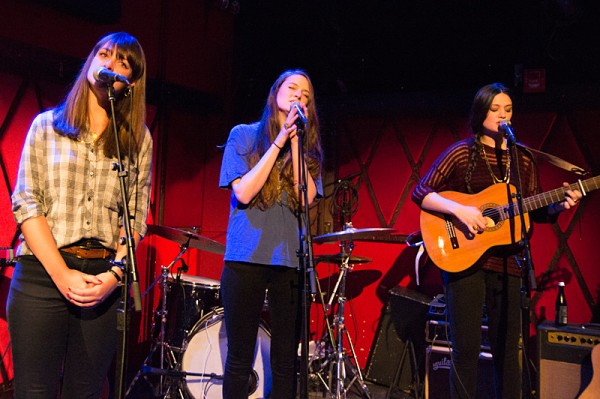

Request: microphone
left=93, top=67, right=130, bottom=85
left=291, top=102, right=308, bottom=125
left=499, top=120, right=516, bottom=143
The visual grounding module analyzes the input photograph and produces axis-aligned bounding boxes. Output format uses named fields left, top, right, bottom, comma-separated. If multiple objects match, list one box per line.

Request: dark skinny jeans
left=443, top=268, right=522, bottom=399
left=7, top=254, right=120, bottom=399
left=221, top=261, right=301, bottom=399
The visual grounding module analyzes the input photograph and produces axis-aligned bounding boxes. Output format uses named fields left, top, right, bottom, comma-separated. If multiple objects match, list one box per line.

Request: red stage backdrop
left=0, top=1, right=599, bottom=387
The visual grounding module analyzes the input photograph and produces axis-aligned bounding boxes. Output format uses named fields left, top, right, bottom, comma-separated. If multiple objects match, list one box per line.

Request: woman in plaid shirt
left=8, top=32, right=152, bottom=398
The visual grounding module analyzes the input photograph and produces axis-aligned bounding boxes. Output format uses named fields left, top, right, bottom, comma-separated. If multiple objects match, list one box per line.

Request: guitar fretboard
left=488, top=176, right=599, bottom=222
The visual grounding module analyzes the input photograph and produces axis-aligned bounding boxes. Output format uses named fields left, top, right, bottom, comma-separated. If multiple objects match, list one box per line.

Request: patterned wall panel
left=0, top=72, right=70, bottom=387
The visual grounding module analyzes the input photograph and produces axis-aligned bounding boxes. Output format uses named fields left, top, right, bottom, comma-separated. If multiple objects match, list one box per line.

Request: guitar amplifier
left=538, top=321, right=600, bottom=399
left=425, top=345, right=494, bottom=399
left=365, top=287, right=431, bottom=390
left=426, top=320, right=490, bottom=351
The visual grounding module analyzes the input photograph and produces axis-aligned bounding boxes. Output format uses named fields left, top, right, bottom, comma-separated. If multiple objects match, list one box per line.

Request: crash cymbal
left=313, top=227, right=397, bottom=244
left=147, top=225, right=225, bottom=255
left=315, top=253, right=372, bottom=265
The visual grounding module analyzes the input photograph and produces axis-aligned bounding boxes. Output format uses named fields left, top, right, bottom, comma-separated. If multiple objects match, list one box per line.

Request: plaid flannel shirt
left=11, top=110, right=153, bottom=256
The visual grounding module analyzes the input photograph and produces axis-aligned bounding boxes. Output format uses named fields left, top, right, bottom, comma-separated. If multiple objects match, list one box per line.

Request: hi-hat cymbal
left=147, top=225, right=225, bottom=255
left=315, top=253, right=372, bottom=265
left=313, top=227, right=397, bottom=244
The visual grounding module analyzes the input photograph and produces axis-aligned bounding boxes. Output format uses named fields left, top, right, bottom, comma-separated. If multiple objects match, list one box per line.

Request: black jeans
left=443, top=268, right=522, bottom=399
left=221, top=261, right=301, bottom=399
left=7, top=255, right=120, bottom=399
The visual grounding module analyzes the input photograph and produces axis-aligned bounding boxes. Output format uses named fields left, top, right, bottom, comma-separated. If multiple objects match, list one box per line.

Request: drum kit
left=310, top=224, right=404, bottom=399
left=126, top=223, right=404, bottom=399
left=126, top=226, right=241, bottom=398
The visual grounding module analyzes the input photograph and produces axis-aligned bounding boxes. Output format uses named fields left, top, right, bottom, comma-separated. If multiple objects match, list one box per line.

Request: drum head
left=181, top=308, right=272, bottom=398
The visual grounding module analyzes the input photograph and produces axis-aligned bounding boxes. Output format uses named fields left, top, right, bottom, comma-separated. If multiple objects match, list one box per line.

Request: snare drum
left=154, top=274, right=221, bottom=349
left=181, top=308, right=272, bottom=398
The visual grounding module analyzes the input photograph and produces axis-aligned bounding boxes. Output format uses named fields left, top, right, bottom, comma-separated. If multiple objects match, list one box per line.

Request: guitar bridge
left=444, top=215, right=459, bottom=249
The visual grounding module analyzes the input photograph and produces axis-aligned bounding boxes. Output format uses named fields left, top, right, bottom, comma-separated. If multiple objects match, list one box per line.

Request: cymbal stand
left=126, top=239, right=191, bottom=398
left=313, top=240, right=371, bottom=399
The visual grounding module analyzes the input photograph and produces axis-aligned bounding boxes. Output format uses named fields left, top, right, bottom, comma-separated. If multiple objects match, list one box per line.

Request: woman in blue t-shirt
left=219, top=69, right=323, bottom=398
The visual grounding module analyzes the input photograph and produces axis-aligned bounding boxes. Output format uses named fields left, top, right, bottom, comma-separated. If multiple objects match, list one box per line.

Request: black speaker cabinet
left=538, top=321, right=600, bottom=399
left=365, top=287, right=431, bottom=391
left=425, top=345, right=494, bottom=399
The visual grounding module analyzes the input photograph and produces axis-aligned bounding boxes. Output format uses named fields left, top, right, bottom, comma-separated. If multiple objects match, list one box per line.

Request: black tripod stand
left=125, top=241, right=192, bottom=398
left=309, top=244, right=371, bottom=398
left=312, top=224, right=397, bottom=398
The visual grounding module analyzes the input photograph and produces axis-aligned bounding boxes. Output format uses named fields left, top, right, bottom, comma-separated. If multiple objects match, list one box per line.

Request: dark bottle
left=555, top=281, right=568, bottom=326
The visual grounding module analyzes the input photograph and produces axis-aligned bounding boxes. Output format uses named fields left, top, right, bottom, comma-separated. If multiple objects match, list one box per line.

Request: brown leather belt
left=60, top=246, right=114, bottom=260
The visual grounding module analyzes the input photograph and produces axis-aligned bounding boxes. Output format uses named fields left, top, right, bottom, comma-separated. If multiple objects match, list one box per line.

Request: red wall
left=1, top=0, right=599, bottom=385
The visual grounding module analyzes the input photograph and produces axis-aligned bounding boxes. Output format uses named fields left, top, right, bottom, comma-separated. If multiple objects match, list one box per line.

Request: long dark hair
left=469, top=82, right=510, bottom=138
left=249, top=69, right=323, bottom=211
left=53, top=32, right=147, bottom=159
left=465, top=82, right=511, bottom=193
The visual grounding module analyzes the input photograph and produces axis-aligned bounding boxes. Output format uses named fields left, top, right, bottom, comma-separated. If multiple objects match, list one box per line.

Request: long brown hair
left=250, top=69, right=323, bottom=211
left=53, top=32, right=147, bottom=159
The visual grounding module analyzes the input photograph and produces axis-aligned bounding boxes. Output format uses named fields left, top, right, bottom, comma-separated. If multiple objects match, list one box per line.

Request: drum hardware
left=312, top=223, right=398, bottom=399
left=315, top=253, right=372, bottom=265
left=126, top=234, right=200, bottom=398
left=140, top=366, right=223, bottom=383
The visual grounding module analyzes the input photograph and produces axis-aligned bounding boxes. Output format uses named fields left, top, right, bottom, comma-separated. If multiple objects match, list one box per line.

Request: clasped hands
left=64, top=262, right=124, bottom=308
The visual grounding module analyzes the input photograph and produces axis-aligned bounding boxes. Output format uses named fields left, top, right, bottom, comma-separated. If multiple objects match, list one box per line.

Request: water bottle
left=555, top=281, right=568, bottom=326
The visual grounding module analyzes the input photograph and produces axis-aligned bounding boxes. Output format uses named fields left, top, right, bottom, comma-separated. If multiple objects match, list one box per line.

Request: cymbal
left=313, top=227, right=397, bottom=244
left=315, top=253, right=372, bottom=265
left=147, top=225, right=225, bottom=255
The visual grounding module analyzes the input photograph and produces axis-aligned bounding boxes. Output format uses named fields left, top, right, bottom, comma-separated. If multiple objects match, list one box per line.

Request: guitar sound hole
left=482, top=206, right=502, bottom=231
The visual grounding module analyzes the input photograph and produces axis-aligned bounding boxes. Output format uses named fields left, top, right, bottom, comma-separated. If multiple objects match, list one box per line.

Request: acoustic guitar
left=579, top=343, right=600, bottom=399
left=420, top=177, right=599, bottom=273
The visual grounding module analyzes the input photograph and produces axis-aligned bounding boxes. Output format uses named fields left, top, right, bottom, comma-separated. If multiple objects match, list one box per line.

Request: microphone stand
left=105, top=83, right=143, bottom=399
left=506, top=131, right=535, bottom=399
left=295, top=119, right=315, bottom=399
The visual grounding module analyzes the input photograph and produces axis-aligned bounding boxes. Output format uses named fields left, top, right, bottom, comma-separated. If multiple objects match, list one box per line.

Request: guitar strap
left=516, top=143, right=590, bottom=176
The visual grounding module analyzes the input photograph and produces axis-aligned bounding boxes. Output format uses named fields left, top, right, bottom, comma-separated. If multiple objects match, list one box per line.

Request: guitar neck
left=523, top=176, right=600, bottom=213
left=491, top=176, right=598, bottom=224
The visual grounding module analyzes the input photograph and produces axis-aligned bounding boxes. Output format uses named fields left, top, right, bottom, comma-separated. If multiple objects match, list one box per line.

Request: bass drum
left=181, top=308, right=272, bottom=398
